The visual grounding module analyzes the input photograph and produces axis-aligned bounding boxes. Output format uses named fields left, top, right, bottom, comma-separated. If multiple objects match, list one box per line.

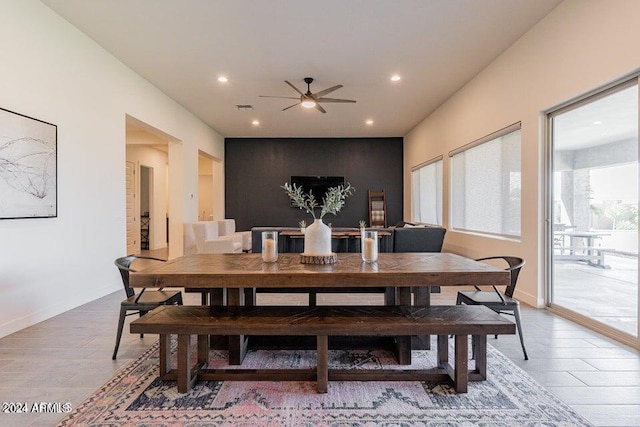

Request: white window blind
left=450, top=125, right=521, bottom=237
left=411, top=156, right=443, bottom=225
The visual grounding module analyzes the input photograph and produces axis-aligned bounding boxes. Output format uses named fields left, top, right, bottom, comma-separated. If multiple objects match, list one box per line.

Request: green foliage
left=282, top=182, right=355, bottom=220
left=591, top=200, right=638, bottom=230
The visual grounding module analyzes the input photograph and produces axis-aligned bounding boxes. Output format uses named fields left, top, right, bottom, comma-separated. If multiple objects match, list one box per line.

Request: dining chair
left=112, top=255, right=183, bottom=359
left=456, top=256, right=528, bottom=360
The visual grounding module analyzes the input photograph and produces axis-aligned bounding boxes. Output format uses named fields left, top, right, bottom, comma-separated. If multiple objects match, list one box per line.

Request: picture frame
left=0, top=107, right=57, bottom=219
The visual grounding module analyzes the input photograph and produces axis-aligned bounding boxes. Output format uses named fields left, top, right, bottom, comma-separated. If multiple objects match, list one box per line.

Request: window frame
left=448, top=122, right=522, bottom=239
left=411, top=155, right=443, bottom=226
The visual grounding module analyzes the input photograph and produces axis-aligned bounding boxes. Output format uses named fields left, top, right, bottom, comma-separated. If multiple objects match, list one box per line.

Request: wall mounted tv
left=290, top=176, right=345, bottom=202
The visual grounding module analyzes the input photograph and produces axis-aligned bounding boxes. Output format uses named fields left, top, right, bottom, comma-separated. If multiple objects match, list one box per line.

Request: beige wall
left=0, top=0, right=224, bottom=338
left=404, top=0, right=640, bottom=307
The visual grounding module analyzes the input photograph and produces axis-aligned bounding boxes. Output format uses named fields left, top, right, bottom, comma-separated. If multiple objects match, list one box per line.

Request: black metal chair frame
left=456, top=256, right=528, bottom=360
left=112, top=255, right=183, bottom=359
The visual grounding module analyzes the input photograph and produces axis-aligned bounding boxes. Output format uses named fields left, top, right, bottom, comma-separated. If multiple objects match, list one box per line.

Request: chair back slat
left=114, top=255, right=167, bottom=298
left=115, top=256, right=137, bottom=298
left=475, top=256, right=525, bottom=298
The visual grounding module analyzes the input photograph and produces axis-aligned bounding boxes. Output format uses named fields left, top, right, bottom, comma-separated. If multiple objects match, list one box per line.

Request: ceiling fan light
left=301, top=100, right=316, bottom=108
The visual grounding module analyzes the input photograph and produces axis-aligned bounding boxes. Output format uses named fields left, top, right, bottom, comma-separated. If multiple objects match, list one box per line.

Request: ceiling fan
left=259, top=77, right=356, bottom=113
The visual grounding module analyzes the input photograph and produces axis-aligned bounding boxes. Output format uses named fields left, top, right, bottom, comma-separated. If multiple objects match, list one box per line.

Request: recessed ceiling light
left=593, top=120, right=602, bottom=125
left=365, top=119, right=374, bottom=125
left=390, top=75, right=401, bottom=82
left=252, top=120, right=260, bottom=126
left=217, top=76, right=228, bottom=83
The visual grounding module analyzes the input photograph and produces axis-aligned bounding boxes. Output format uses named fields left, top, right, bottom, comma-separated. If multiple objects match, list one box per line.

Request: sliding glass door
left=548, top=79, right=639, bottom=343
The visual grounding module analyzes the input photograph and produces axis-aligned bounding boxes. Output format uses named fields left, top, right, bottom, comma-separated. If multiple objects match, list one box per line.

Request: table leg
left=384, top=287, right=396, bottom=305
left=228, top=288, right=248, bottom=365
left=396, top=287, right=412, bottom=365
left=209, top=289, right=227, bottom=349
left=244, top=288, right=256, bottom=306
left=413, top=286, right=431, bottom=350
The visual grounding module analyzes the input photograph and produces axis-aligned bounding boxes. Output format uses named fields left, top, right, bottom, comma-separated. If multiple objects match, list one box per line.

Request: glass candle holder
left=262, top=231, right=278, bottom=262
left=361, top=230, right=378, bottom=263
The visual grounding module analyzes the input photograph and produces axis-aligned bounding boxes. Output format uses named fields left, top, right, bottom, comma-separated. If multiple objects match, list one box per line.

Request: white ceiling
left=42, top=0, right=562, bottom=138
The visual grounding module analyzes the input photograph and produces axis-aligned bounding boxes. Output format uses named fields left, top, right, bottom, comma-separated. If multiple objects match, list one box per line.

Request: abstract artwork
left=0, top=107, right=57, bottom=219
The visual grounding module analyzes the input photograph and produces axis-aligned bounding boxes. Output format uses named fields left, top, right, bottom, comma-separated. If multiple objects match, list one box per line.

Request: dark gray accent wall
left=225, top=138, right=403, bottom=231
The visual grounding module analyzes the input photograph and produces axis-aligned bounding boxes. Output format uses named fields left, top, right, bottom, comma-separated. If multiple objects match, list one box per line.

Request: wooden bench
left=555, top=246, right=610, bottom=268
left=130, top=305, right=515, bottom=394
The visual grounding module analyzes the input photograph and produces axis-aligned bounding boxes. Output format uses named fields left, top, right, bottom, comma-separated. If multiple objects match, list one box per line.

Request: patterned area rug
left=58, top=340, right=591, bottom=426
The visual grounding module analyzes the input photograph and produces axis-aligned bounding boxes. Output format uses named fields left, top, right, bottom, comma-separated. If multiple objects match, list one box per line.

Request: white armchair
left=183, top=223, right=198, bottom=255
left=217, top=219, right=252, bottom=252
left=189, top=221, right=242, bottom=254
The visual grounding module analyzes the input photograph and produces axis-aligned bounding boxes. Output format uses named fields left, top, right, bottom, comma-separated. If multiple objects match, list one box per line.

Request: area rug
left=58, top=340, right=591, bottom=426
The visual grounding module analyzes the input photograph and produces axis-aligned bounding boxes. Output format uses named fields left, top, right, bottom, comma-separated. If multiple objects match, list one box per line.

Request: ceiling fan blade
left=259, top=95, right=300, bottom=99
left=315, top=103, right=327, bottom=114
left=282, top=102, right=300, bottom=111
left=285, top=80, right=304, bottom=96
left=317, top=97, right=357, bottom=103
left=314, top=84, right=343, bottom=98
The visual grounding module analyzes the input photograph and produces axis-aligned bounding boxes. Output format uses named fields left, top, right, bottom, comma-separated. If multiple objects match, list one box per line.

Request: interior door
left=126, top=160, right=137, bottom=255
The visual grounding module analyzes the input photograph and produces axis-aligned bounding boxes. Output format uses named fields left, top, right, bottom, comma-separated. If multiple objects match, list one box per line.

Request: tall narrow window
left=411, top=156, right=443, bottom=225
left=450, top=123, right=521, bottom=238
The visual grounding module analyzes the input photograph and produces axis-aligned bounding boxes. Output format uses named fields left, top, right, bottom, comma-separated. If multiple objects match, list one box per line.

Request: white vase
left=304, top=219, right=332, bottom=255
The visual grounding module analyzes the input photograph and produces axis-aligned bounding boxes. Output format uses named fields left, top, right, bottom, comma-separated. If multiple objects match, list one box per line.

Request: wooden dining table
left=130, top=252, right=510, bottom=364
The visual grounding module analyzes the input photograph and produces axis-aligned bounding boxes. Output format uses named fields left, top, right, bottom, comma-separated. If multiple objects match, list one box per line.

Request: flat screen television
left=290, top=176, right=344, bottom=203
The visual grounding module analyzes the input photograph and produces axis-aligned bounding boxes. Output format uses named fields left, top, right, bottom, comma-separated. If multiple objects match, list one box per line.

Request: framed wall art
left=0, top=107, right=57, bottom=219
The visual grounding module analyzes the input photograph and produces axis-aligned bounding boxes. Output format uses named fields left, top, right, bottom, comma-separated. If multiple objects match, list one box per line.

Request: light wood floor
left=0, top=257, right=639, bottom=426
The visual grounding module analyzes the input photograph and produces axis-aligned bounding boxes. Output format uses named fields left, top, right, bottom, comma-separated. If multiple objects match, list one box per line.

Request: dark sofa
left=250, top=224, right=447, bottom=301
left=251, top=225, right=446, bottom=255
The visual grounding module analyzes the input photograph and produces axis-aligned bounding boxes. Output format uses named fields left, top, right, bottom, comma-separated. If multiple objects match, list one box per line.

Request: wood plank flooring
left=0, top=268, right=638, bottom=426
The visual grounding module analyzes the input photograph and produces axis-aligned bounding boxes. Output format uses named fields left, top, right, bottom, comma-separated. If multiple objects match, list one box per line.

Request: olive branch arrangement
left=282, top=182, right=355, bottom=220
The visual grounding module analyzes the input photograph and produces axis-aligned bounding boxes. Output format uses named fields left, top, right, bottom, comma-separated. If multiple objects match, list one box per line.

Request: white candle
left=364, top=237, right=377, bottom=262
left=262, top=238, right=278, bottom=262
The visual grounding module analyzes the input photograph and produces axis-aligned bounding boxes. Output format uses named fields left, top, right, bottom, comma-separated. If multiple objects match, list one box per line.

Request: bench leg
left=454, top=335, right=468, bottom=393
left=159, top=334, right=171, bottom=379
left=177, top=334, right=192, bottom=393
left=317, top=335, right=328, bottom=393
left=437, top=334, right=448, bottom=367
left=473, top=335, right=487, bottom=380
left=197, top=335, right=209, bottom=366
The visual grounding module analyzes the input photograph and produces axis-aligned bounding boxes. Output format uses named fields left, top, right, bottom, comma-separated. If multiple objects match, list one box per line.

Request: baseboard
left=514, top=289, right=544, bottom=308
left=0, top=284, right=120, bottom=339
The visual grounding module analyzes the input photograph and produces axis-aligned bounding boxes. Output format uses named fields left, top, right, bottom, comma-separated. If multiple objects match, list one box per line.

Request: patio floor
left=553, top=252, right=638, bottom=336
